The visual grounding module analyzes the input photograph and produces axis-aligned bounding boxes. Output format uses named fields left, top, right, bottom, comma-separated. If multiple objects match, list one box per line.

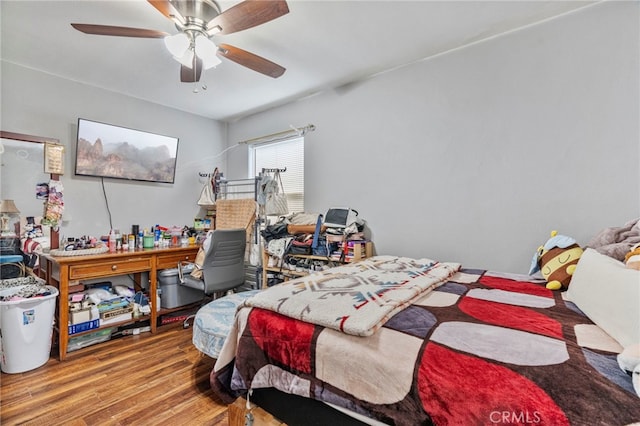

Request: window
left=250, top=137, right=304, bottom=213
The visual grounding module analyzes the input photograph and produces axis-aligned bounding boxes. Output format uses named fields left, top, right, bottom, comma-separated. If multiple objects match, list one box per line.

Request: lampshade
left=0, top=200, right=20, bottom=214
left=195, top=35, right=221, bottom=70
left=175, top=49, right=195, bottom=69
left=164, top=33, right=190, bottom=58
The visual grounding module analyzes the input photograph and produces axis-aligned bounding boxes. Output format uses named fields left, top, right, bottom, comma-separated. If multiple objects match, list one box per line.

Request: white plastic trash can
left=0, top=285, right=59, bottom=374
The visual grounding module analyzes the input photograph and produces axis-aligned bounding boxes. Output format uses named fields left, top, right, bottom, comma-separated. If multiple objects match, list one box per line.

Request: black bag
left=289, top=234, right=313, bottom=255
left=261, top=222, right=289, bottom=242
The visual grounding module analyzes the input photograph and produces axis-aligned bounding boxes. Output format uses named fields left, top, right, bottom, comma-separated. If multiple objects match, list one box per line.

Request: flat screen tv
left=75, top=118, right=179, bottom=184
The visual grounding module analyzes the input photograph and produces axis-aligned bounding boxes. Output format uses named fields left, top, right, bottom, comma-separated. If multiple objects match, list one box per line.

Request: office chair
left=179, top=228, right=247, bottom=328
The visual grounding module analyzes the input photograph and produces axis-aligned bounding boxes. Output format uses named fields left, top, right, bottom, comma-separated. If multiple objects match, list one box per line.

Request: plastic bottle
left=108, top=229, right=116, bottom=252
left=115, top=229, right=122, bottom=250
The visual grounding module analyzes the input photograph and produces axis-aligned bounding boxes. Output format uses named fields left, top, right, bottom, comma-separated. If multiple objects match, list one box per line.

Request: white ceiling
left=1, top=0, right=597, bottom=122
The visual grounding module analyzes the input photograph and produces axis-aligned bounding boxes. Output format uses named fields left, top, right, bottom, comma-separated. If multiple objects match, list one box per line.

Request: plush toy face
left=539, top=244, right=584, bottom=290
left=625, top=245, right=640, bottom=270
left=529, top=231, right=584, bottom=290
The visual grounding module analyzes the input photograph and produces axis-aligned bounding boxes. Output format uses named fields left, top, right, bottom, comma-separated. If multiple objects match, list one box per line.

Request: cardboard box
left=69, top=308, right=91, bottom=325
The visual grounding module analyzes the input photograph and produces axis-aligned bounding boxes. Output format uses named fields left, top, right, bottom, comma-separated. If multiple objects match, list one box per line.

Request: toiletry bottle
left=108, top=229, right=116, bottom=252
left=115, top=229, right=122, bottom=250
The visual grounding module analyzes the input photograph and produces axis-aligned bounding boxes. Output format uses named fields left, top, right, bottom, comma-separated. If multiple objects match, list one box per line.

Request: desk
left=40, top=245, right=199, bottom=360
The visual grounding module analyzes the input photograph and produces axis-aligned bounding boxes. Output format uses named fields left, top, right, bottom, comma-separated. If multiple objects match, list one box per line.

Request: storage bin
left=158, top=266, right=202, bottom=309
left=0, top=284, right=58, bottom=373
left=67, top=327, right=114, bottom=352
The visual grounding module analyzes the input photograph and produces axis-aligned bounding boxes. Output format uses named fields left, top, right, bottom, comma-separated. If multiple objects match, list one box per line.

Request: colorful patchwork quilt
left=212, top=265, right=640, bottom=425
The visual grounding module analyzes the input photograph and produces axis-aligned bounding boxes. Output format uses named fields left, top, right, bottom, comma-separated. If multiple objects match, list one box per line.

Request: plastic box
left=68, top=327, right=114, bottom=352
left=158, top=267, right=202, bottom=309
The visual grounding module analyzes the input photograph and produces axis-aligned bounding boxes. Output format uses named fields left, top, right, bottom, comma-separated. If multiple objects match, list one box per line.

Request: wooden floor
left=0, top=322, right=230, bottom=425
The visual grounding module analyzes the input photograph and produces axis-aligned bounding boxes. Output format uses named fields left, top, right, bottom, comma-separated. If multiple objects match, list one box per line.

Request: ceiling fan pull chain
left=192, top=60, right=199, bottom=93
left=201, top=73, right=208, bottom=92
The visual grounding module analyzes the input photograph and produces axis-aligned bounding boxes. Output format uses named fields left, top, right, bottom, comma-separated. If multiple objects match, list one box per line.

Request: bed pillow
left=566, top=248, right=640, bottom=348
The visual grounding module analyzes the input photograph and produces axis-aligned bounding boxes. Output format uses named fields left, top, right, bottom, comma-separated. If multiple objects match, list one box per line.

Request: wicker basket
left=49, top=246, right=109, bottom=257
left=215, top=199, right=256, bottom=237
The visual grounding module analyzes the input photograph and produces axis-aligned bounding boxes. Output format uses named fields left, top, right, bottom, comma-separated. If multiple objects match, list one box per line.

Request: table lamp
left=0, top=200, right=20, bottom=235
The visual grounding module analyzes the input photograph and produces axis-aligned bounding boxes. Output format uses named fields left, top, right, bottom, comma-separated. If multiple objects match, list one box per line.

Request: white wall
left=1, top=61, right=226, bottom=240
left=227, top=1, right=640, bottom=273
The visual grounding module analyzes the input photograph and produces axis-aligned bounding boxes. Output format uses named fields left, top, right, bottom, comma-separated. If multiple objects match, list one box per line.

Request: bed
left=211, top=252, right=640, bottom=425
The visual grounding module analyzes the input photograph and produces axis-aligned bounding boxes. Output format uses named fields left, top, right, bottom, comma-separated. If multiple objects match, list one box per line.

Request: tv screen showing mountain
left=75, top=118, right=179, bottom=184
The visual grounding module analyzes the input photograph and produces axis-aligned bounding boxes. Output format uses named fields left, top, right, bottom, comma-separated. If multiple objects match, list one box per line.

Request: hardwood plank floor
left=0, top=322, right=230, bottom=425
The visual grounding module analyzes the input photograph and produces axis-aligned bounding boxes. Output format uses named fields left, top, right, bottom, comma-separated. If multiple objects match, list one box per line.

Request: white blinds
left=252, top=137, right=304, bottom=213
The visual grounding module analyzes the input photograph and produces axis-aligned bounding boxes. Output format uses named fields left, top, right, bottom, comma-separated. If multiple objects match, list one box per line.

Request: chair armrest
left=177, top=260, right=195, bottom=283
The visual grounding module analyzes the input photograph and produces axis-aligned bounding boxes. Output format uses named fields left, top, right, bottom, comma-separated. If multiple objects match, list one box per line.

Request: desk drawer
left=69, top=257, right=153, bottom=280
left=156, top=251, right=198, bottom=269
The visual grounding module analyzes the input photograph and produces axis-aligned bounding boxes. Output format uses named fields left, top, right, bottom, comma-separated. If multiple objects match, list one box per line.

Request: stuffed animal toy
left=529, top=230, right=584, bottom=290
left=624, top=243, right=640, bottom=270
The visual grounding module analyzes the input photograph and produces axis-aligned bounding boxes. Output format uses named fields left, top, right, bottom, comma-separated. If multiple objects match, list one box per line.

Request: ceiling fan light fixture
left=195, top=34, right=221, bottom=69
left=175, top=49, right=195, bottom=69
left=202, top=54, right=222, bottom=70
left=164, top=32, right=190, bottom=57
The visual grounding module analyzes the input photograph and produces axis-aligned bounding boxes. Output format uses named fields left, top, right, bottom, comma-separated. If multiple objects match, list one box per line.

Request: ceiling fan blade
left=218, top=44, right=285, bottom=78
left=147, top=0, right=186, bottom=26
left=180, top=56, right=203, bottom=83
left=71, top=23, right=169, bottom=38
left=207, top=1, right=289, bottom=35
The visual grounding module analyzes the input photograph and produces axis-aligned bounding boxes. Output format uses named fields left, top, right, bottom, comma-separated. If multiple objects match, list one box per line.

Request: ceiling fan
left=71, top=0, right=289, bottom=84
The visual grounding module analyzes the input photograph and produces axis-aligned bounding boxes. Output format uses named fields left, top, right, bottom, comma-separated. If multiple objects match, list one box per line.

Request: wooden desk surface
left=40, top=245, right=199, bottom=264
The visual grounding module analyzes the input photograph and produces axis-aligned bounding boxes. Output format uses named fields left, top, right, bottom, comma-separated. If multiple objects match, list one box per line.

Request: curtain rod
left=237, top=124, right=316, bottom=145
